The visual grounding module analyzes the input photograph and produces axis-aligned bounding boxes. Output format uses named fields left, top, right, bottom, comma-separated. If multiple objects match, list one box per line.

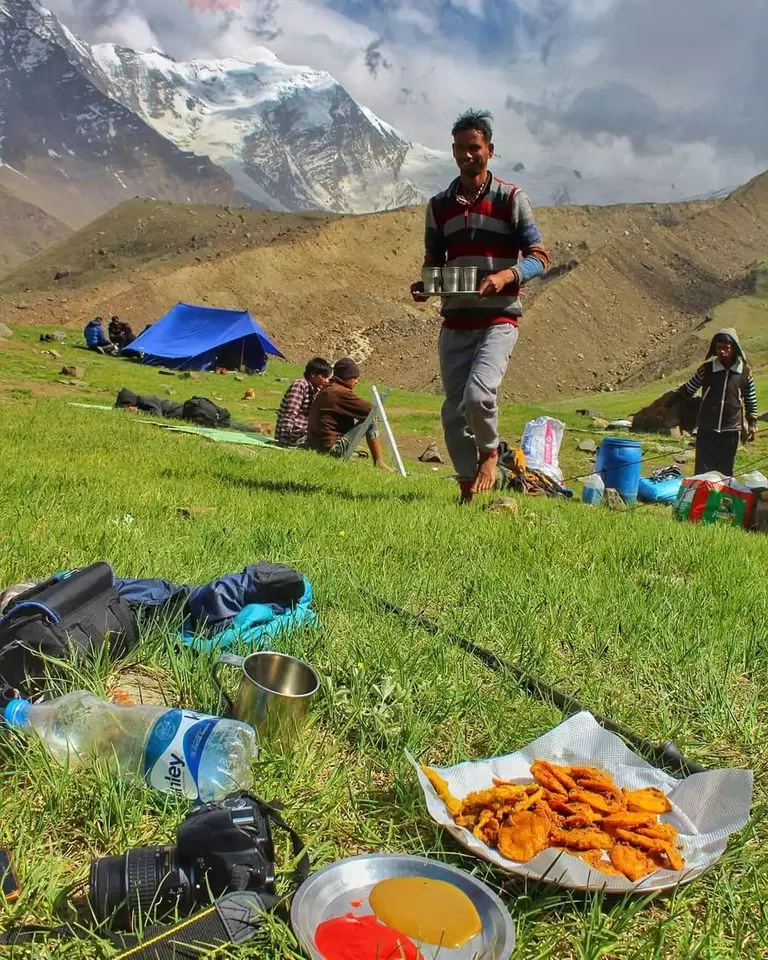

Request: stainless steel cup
left=459, top=266, right=478, bottom=292
left=212, top=650, right=320, bottom=751
left=442, top=266, right=461, bottom=294
left=421, top=266, right=442, bottom=294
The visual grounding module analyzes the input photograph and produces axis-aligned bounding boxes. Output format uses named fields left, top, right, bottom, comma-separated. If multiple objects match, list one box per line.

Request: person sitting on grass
left=83, top=316, right=118, bottom=354
left=307, top=357, right=393, bottom=470
left=674, top=327, right=758, bottom=477
left=108, top=316, right=136, bottom=349
left=275, top=356, right=332, bottom=447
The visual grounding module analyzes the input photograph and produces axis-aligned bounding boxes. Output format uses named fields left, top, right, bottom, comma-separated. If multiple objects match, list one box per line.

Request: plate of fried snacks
left=411, top=712, right=753, bottom=892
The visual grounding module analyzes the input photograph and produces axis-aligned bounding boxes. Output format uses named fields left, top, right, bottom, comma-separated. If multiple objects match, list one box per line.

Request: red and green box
left=673, top=477, right=756, bottom=529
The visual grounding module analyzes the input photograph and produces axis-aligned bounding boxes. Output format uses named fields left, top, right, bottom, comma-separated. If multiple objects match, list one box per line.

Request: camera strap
left=110, top=890, right=277, bottom=959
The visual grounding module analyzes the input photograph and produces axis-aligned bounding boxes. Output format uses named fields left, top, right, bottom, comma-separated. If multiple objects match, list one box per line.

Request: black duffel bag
left=0, top=562, right=138, bottom=698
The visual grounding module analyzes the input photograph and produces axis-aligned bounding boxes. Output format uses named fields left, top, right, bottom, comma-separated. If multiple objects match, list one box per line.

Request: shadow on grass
left=221, top=475, right=427, bottom=504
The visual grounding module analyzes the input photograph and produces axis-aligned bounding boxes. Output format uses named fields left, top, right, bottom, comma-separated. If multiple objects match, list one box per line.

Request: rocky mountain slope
left=0, top=184, right=71, bottom=272
left=6, top=171, right=764, bottom=401
left=87, top=44, right=450, bottom=215
left=0, top=0, right=235, bottom=230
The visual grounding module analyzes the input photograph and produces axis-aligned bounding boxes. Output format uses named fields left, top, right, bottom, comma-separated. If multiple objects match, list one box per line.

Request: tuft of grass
left=0, top=344, right=767, bottom=958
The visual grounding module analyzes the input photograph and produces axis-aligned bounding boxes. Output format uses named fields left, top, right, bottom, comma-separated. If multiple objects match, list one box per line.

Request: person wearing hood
left=84, top=316, right=117, bottom=354
left=675, top=328, right=758, bottom=476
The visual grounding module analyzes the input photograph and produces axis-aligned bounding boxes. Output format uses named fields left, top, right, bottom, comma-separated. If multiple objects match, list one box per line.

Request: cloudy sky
left=45, top=0, right=768, bottom=200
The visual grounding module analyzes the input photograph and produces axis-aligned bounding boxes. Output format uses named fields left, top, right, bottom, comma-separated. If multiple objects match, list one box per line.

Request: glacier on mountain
left=89, top=42, right=453, bottom=214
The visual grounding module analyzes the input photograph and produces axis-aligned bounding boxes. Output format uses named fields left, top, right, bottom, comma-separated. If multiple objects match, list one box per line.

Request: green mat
left=149, top=423, right=280, bottom=447
left=69, top=402, right=280, bottom=448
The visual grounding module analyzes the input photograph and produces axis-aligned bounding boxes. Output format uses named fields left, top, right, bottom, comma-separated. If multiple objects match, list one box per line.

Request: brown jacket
left=307, top=377, right=372, bottom=451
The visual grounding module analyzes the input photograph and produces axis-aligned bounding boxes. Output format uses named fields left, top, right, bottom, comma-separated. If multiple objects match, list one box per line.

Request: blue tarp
left=126, top=302, right=285, bottom=371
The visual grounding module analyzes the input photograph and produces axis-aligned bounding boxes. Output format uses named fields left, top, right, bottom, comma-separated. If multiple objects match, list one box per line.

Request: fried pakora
left=550, top=826, right=614, bottom=851
left=609, top=843, right=657, bottom=882
left=574, top=848, right=624, bottom=876
left=635, top=822, right=679, bottom=844
left=421, top=764, right=462, bottom=817
left=531, top=760, right=577, bottom=792
left=602, top=812, right=656, bottom=831
left=429, top=756, right=684, bottom=883
left=569, top=787, right=624, bottom=815
left=624, top=787, right=673, bottom=814
left=497, top=809, right=551, bottom=862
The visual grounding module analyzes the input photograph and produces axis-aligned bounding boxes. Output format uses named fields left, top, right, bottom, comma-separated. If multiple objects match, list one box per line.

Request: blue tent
left=126, top=302, right=285, bottom=371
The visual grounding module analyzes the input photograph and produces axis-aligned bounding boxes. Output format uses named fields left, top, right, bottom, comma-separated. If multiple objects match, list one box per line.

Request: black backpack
left=0, top=563, right=138, bottom=699
left=181, top=397, right=231, bottom=428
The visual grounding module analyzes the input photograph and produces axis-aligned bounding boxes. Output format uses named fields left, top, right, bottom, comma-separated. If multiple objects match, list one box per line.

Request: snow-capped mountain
left=0, top=0, right=711, bottom=229
left=0, top=0, right=235, bottom=228
left=87, top=44, right=451, bottom=214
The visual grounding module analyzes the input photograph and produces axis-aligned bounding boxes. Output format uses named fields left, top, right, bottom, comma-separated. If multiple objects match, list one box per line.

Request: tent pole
left=239, top=338, right=245, bottom=372
left=372, top=385, right=407, bottom=477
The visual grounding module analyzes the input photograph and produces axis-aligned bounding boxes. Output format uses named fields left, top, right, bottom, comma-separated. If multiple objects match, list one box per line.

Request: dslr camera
left=89, top=792, right=276, bottom=928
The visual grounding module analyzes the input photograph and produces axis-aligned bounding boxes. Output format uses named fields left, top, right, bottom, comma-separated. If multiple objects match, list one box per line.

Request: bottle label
left=143, top=709, right=218, bottom=799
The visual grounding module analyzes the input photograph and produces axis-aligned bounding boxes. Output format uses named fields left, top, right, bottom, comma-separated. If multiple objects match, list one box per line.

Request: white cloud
left=88, top=11, right=161, bottom=49
left=39, top=0, right=768, bottom=199
left=448, top=0, right=486, bottom=16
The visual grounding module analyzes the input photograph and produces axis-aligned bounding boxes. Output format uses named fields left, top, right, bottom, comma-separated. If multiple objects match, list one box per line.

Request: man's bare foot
left=375, top=461, right=395, bottom=472
left=471, top=450, right=499, bottom=494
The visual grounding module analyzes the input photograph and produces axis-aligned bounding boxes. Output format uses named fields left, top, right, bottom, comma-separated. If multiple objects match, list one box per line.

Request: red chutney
left=315, top=914, right=424, bottom=960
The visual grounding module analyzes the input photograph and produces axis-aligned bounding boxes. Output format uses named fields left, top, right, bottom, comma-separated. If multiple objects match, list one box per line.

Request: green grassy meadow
left=1, top=324, right=767, bottom=958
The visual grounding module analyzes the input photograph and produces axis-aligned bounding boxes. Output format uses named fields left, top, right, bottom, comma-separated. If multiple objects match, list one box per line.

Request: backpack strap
left=0, top=601, right=60, bottom=628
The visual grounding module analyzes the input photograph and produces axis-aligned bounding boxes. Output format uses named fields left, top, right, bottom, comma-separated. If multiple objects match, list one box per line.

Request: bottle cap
left=3, top=699, right=30, bottom=728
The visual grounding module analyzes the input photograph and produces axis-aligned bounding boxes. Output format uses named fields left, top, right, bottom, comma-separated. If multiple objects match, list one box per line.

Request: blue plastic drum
left=595, top=437, right=643, bottom=504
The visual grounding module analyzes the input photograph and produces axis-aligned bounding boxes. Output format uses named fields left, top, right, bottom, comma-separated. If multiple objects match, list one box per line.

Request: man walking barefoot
left=412, top=109, right=549, bottom=502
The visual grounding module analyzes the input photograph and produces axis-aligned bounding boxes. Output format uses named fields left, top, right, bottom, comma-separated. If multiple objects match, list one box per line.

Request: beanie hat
left=333, top=357, right=360, bottom=380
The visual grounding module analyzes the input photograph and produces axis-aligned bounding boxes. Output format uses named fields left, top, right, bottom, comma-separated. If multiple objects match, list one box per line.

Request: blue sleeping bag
left=180, top=576, right=317, bottom=653
left=115, top=562, right=318, bottom=652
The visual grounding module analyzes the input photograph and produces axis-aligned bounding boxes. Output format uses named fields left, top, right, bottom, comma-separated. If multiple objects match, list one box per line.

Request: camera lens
left=89, top=847, right=190, bottom=928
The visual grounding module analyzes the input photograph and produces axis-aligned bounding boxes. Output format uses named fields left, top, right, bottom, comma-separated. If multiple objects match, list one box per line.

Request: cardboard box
left=673, top=476, right=756, bottom=529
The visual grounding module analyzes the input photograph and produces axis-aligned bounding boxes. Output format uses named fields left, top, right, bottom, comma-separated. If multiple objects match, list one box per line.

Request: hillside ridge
left=1, top=170, right=766, bottom=400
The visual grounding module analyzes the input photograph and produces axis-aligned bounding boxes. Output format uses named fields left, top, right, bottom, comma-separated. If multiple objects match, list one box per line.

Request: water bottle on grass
left=582, top=473, right=605, bottom=505
left=3, top=691, right=257, bottom=803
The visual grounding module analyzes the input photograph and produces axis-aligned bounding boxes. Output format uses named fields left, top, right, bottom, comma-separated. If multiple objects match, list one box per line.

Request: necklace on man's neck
left=457, top=172, right=490, bottom=206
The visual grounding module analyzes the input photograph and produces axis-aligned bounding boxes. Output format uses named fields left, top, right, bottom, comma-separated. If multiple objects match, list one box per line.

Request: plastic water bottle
left=3, top=691, right=257, bottom=803
left=582, top=473, right=605, bottom=505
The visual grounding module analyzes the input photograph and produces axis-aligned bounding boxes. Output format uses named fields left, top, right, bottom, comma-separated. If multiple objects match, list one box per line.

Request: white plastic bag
left=520, top=416, right=565, bottom=483
left=740, top=470, right=768, bottom=490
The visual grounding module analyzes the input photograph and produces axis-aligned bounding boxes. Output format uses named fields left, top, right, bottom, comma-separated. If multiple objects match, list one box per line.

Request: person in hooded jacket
left=83, top=316, right=117, bottom=354
left=675, top=328, right=758, bottom=476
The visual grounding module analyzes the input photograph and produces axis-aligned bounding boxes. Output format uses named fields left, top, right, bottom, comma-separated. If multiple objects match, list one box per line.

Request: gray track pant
left=438, top=324, right=519, bottom=482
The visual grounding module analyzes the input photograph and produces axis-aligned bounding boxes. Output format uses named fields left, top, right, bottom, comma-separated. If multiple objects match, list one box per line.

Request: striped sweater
left=424, top=173, right=550, bottom=329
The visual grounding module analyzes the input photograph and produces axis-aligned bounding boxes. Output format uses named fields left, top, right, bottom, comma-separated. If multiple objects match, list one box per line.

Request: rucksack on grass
left=0, top=562, right=138, bottom=699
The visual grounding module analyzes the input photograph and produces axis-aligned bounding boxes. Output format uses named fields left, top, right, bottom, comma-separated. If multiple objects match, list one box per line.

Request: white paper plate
left=410, top=711, right=753, bottom=893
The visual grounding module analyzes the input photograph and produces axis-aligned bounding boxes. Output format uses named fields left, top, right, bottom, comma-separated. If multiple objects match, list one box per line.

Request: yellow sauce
left=368, top=876, right=482, bottom=948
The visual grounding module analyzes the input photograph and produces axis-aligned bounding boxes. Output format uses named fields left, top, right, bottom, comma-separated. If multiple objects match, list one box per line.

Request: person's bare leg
left=367, top=435, right=394, bottom=471
left=464, top=326, right=518, bottom=496
left=471, top=448, right=499, bottom=493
